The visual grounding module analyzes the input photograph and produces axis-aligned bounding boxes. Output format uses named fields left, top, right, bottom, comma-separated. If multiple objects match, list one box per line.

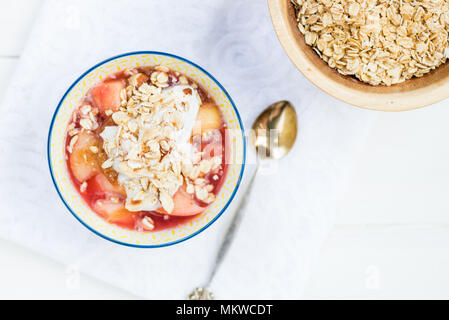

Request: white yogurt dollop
left=164, top=85, right=200, bottom=144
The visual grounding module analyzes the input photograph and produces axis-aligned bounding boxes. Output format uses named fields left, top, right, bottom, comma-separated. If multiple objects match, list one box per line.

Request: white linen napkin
left=0, top=0, right=375, bottom=299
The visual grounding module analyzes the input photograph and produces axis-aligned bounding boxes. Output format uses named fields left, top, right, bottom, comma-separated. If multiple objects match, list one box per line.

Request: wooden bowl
left=268, top=0, right=449, bottom=111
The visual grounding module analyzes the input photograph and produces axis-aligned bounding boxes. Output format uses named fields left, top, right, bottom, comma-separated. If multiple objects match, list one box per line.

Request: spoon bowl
left=251, top=100, right=298, bottom=160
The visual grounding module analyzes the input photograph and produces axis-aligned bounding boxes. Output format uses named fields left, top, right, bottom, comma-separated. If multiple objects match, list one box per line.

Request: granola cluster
left=67, top=105, right=100, bottom=153
left=293, top=0, right=449, bottom=85
left=99, top=68, right=221, bottom=213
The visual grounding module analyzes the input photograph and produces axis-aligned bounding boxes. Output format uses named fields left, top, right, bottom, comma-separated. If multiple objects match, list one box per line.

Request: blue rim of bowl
left=47, top=51, right=246, bottom=249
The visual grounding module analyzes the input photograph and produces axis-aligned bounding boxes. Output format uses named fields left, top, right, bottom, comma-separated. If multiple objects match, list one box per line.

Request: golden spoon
left=188, top=101, right=298, bottom=300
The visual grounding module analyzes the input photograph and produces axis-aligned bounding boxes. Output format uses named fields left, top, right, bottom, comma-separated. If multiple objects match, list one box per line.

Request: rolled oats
left=80, top=104, right=92, bottom=115
left=142, top=216, right=155, bottom=231
left=199, top=159, right=212, bottom=174
left=89, top=146, right=99, bottom=153
left=80, top=118, right=93, bottom=130
left=128, top=73, right=149, bottom=88
left=160, top=190, right=174, bottom=213
left=195, top=186, right=208, bottom=201
left=160, top=140, right=170, bottom=151
left=188, top=166, right=201, bottom=180
left=150, top=70, right=170, bottom=88
left=140, top=177, right=150, bottom=190
left=155, top=65, right=170, bottom=73
left=80, top=181, right=87, bottom=193
left=205, top=194, right=216, bottom=204
left=211, top=156, right=222, bottom=170
left=101, top=158, right=114, bottom=169
left=194, top=178, right=206, bottom=186
left=292, top=0, right=449, bottom=85
left=186, top=183, right=195, bottom=194
left=112, top=111, right=130, bottom=125
left=68, top=128, right=79, bottom=137
left=67, top=135, right=78, bottom=154
left=179, top=76, right=189, bottom=85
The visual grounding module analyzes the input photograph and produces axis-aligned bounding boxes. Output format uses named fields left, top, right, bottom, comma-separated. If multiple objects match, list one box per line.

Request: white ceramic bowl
left=48, top=51, right=246, bottom=247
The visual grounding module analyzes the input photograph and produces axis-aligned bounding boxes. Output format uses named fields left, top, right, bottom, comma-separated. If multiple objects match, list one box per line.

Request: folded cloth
left=0, top=0, right=374, bottom=299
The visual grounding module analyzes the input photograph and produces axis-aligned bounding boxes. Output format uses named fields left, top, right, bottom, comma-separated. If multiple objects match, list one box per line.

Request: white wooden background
left=1, top=0, right=449, bottom=299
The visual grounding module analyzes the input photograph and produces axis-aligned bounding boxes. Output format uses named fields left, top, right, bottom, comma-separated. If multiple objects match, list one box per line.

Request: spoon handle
left=205, top=165, right=259, bottom=287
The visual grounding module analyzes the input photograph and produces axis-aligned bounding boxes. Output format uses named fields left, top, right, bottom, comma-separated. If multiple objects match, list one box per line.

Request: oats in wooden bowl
left=268, top=0, right=449, bottom=111
left=293, top=0, right=449, bottom=86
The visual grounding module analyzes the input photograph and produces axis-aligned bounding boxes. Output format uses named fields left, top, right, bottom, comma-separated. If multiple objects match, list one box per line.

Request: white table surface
left=1, top=0, right=449, bottom=299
